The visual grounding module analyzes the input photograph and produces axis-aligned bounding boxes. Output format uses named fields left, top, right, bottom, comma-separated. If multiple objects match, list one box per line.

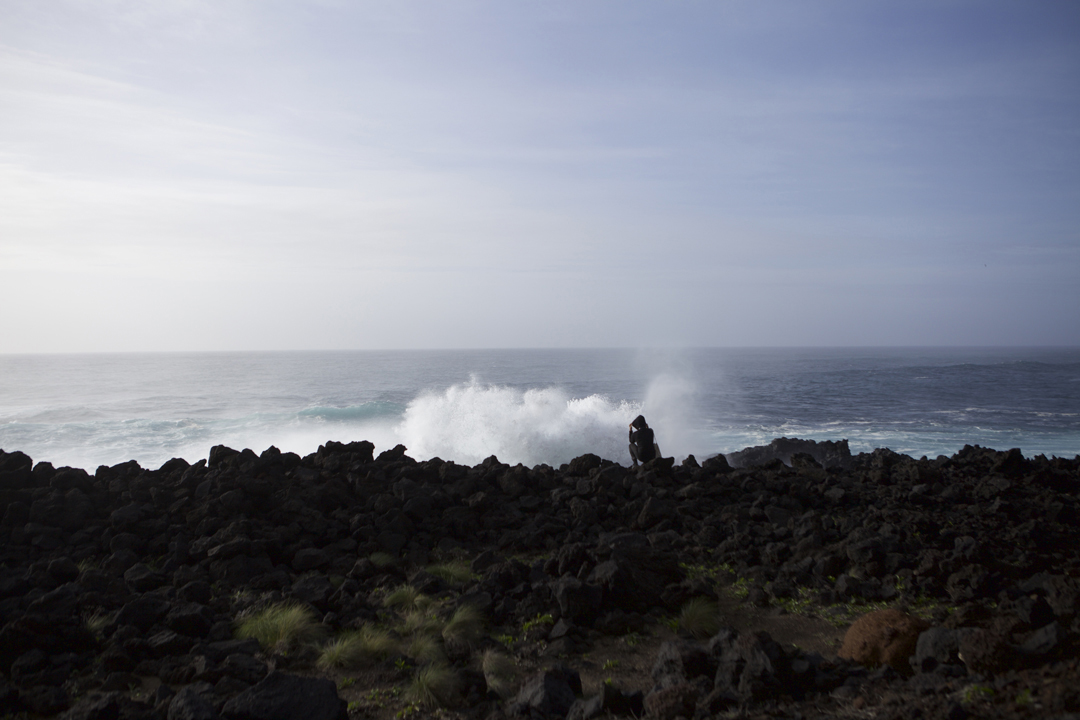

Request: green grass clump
left=406, top=664, right=459, bottom=708
left=677, top=597, right=722, bottom=640
left=384, top=585, right=432, bottom=612
left=521, top=613, right=554, bottom=633
left=442, top=604, right=485, bottom=653
left=481, top=649, right=515, bottom=699
left=426, top=560, right=476, bottom=586
left=316, top=625, right=398, bottom=670
left=236, top=602, right=323, bottom=654
left=403, top=609, right=442, bottom=636
left=406, top=634, right=447, bottom=665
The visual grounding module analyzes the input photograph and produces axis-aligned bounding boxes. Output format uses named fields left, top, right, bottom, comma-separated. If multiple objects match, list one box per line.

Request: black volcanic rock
left=726, top=437, right=852, bottom=470
left=0, top=439, right=1077, bottom=719
left=222, top=672, right=347, bottom=720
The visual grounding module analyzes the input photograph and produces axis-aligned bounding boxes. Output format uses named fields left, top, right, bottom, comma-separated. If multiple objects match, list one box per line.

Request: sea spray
left=639, top=373, right=706, bottom=462
left=395, top=379, right=640, bottom=467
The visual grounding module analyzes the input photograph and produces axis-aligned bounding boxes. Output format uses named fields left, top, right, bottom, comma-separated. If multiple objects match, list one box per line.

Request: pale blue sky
left=1, top=1, right=1078, bottom=351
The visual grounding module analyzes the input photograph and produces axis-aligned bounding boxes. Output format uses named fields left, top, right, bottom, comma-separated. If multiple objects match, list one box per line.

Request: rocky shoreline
left=1, top=439, right=1078, bottom=719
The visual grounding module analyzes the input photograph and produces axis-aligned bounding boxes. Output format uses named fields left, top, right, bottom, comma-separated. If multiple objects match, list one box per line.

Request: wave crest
left=396, top=380, right=639, bottom=467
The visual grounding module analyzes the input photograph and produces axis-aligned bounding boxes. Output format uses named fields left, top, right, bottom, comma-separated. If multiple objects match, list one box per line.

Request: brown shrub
left=838, top=608, right=930, bottom=675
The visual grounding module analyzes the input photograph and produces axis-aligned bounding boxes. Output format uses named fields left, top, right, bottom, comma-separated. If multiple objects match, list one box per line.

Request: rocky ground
left=1, top=438, right=1078, bottom=720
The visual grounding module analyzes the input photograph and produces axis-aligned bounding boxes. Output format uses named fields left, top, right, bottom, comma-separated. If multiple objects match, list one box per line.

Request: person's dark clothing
left=629, top=426, right=656, bottom=463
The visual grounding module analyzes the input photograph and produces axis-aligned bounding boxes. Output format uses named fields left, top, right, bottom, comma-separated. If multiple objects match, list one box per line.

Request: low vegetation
left=235, top=602, right=323, bottom=654
left=677, top=597, right=723, bottom=639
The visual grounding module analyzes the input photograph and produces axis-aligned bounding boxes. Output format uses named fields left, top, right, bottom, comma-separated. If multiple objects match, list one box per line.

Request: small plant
left=1014, top=688, right=1033, bottom=706
left=623, top=632, right=643, bottom=647
left=426, top=560, right=476, bottom=586
left=495, top=634, right=516, bottom=647
left=83, top=610, right=111, bottom=638
left=602, top=659, right=619, bottom=670
left=481, top=649, right=516, bottom=699
left=370, top=551, right=396, bottom=568
left=962, top=684, right=994, bottom=704
left=396, top=702, right=422, bottom=719
left=235, top=602, right=322, bottom=654
left=384, top=585, right=431, bottom=612
left=338, top=677, right=356, bottom=690
left=406, top=664, right=459, bottom=708
left=773, top=587, right=816, bottom=616
left=522, top=613, right=554, bottom=633
left=443, top=604, right=485, bottom=653
left=677, top=597, right=722, bottom=639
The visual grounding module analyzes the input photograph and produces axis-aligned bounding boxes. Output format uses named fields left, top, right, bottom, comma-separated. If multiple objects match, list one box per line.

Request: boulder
left=168, top=686, right=219, bottom=720
left=222, top=672, right=347, bottom=720
left=510, top=667, right=580, bottom=719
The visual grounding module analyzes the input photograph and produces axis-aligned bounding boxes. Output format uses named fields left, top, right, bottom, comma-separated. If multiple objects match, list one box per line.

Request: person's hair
left=631, top=415, right=648, bottom=429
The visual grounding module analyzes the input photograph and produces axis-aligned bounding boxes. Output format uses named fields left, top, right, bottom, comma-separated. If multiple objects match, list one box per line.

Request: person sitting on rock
left=628, top=414, right=658, bottom=467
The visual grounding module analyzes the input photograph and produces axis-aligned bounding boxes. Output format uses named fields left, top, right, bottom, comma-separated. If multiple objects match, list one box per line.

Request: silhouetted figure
left=628, top=414, right=658, bottom=467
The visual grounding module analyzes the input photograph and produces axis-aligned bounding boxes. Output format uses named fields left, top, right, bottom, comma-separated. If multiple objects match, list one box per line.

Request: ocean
left=1, top=347, right=1078, bottom=472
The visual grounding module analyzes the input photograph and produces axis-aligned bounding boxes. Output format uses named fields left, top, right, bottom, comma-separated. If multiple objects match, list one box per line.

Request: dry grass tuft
left=678, top=597, right=723, bottom=640
left=442, top=604, right=485, bottom=653
left=406, top=664, right=459, bottom=708
left=384, top=585, right=432, bottom=612
left=316, top=625, right=398, bottom=669
left=235, top=602, right=323, bottom=654
left=426, top=560, right=475, bottom=586
left=481, top=649, right=516, bottom=699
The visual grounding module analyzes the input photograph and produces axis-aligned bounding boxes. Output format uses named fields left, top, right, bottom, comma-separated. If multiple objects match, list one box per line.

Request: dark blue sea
left=1, top=347, right=1078, bottom=471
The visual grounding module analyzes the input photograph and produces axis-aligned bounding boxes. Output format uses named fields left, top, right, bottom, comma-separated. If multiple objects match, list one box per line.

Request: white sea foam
left=390, top=379, right=639, bottom=467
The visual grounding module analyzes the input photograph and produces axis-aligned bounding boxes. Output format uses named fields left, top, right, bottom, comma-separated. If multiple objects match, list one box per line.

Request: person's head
left=631, top=415, right=648, bottom=429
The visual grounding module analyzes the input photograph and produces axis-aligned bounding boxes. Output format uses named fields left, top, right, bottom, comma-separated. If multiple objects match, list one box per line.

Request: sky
left=1, top=0, right=1078, bottom=352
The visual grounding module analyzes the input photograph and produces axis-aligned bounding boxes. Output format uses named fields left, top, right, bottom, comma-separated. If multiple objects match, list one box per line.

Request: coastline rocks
left=0, top=439, right=1077, bottom=719
left=725, top=438, right=853, bottom=470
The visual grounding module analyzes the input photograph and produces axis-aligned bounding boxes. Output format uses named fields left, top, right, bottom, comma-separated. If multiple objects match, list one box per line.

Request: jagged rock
left=710, top=629, right=791, bottom=702
left=725, top=438, right=852, bottom=470
left=221, top=654, right=268, bottom=684
left=19, top=684, right=69, bottom=715
left=958, top=628, right=1013, bottom=673
left=651, top=639, right=714, bottom=689
left=168, top=686, right=219, bottom=720
left=114, top=595, right=170, bottom=631
left=552, top=576, right=602, bottom=623
left=910, top=627, right=964, bottom=673
left=222, top=671, right=346, bottom=720
left=510, top=667, right=580, bottom=719
left=567, top=682, right=642, bottom=720
left=643, top=682, right=697, bottom=720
